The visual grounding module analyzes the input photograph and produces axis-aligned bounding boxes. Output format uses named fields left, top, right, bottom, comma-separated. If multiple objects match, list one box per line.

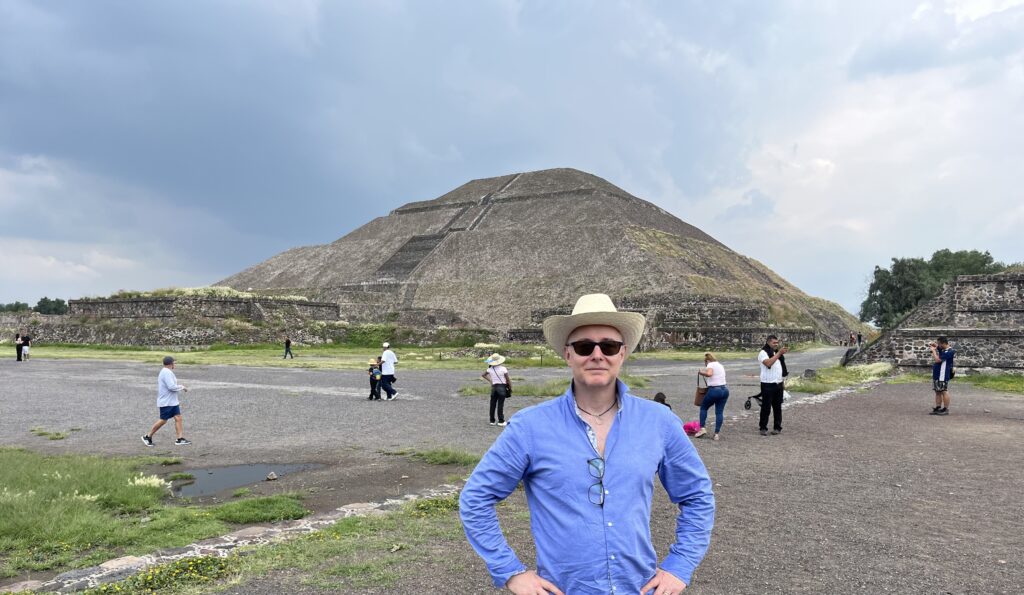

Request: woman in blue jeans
left=695, top=352, right=729, bottom=440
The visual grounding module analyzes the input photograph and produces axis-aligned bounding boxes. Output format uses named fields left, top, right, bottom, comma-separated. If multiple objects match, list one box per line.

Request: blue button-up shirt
left=460, top=380, right=715, bottom=593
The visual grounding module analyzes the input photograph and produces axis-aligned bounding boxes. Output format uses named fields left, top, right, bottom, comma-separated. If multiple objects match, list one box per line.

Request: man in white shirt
left=757, top=335, right=787, bottom=437
left=142, top=356, right=191, bottom=446
left=380, top=342, right=399, bottom=400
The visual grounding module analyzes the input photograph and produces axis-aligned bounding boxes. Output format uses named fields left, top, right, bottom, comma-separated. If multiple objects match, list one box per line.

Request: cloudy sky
left=2, top=0, right=1022, bottom=314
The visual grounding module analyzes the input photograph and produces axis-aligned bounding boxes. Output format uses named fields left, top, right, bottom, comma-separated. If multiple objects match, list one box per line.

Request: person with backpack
left=367, top=357, right=382, bottom=400
left=481, top=353, right=512, bottom=426
left=929, top=336, right=955, bottom=416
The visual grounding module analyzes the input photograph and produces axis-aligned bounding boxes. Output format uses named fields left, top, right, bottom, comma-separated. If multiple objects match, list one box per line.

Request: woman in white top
left=481, top=353, right=512, bottom=427
left=695, top=352, right=729, bottom=440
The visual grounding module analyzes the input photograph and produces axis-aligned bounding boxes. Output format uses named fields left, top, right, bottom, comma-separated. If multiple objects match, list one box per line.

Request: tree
left=859, top=249, right=1007, bottom=328
left=34, top=296, right=69, bottom=315
left=0, top=301, right=30, bottom=313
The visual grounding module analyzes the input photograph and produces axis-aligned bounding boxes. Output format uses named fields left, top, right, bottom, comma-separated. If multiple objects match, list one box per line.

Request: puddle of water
left=170, top=463, right=321, bottom=498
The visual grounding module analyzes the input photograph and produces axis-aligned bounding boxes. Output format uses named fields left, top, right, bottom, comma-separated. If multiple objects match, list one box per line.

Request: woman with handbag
left=482, top=353, right=512, bottom=427
left=694, top=352, right=729, bottom=440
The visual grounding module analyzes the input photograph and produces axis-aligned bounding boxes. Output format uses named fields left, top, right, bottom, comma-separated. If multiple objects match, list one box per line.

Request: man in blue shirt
left=460, top=294, right=715, bottom=594
left=929, top=336, right=955, bottom=416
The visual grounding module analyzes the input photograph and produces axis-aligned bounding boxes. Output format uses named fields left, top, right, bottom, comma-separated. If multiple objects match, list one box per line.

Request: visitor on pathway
left=20, top=333, right=30, bottom=361
left=653, top=391, right=672, bottom=409
left=857, top=332, right=863, bottom=349
left=460, top=293, right=714, bottom=595
left=482, top=353, right=512, bottom=426
left=929, top=336, right=955, bottom=416
left=695, top=352, right=729, bottom=440
left=142, top=356, right=191, bottom=446
left=283, top=336, right=294, bottom=359
left=367, top=357, right=382, bottom=401
left=14, top=332, right=22, bottom=361
left=380, top=342, right=398, bottom=400
left=758, top=335, right=788, bottom=436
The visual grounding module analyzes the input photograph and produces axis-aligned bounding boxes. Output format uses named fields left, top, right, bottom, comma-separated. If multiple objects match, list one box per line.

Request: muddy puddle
left=170, top=463, right=322, bottom=498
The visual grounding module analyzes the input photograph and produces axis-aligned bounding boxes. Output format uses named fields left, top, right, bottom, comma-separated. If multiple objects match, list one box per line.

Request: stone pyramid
left=220, top=168, right=860, bottom=343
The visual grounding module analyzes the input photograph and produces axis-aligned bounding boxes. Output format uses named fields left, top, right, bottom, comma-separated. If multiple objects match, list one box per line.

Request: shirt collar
left=564, top=378, right=632, bottom=419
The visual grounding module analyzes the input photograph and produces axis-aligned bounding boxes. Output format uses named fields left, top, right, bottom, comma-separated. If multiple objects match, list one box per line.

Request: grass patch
left=82, top=556, right=233, bottom=594
left=0, top=450, right=310, bottom=579
left=458, top=374, right=649, bottom=397
left=210, top=494, right=309, bottom=524
left=96, top=494, right=470, bottom=593
left=411, top=449, right=480, bottom=467
left=29, top=427, right=68, bottom=440
left=167, top=473, right=195, bottom=481
left=232, top=487, right=252, bottom=498
left=785, top=363, right=894, bottom=394
left=961, top=374, right=1024, bottom=394
left=632, top=348, right=756, bottom=361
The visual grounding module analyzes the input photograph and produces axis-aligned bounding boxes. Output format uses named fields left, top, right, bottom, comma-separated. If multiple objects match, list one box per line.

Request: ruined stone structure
left=221, top=168, right=862, bottom=347
left=68, top=297, right=340, bottom=322
left=847, top=273, right=1024, bottom=371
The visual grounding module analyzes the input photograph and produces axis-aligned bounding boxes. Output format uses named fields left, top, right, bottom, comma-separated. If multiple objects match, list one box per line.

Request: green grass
left=29, top=427, right=68, bottom=440
left=232, top=487, right=252, bottom=498
left=82, top=556, right=233, bottom=594
left=458, top=373, right=649, bottom=397
left=27, top=342, right=567, bottom=371
left=91, top=494, right=468, bottom=594
left=167, top=473, right=195, bottom=481
left=411, top=449, right=480, bottom=467
left=785, top=363, right=894, bottom=394
left=0, top=448, right=310, bottom=580
left=210, top=494, right=308, bottom=524
left=632, top=348, right=756, bottom=361
left=961, top=374, right=1024, bottom=394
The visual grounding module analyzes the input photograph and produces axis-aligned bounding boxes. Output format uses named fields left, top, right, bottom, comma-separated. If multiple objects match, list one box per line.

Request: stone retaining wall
left=850, top=328, right=1024, bottom=371
left=68, top=297, right=340, bottom=321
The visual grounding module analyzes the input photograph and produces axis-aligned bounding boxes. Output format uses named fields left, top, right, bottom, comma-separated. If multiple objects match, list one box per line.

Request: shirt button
left=605, top=489, right=609, bottom=494
left=607, top=522, right=613, bottom=527
left=610, top=555, right=616, bottom=560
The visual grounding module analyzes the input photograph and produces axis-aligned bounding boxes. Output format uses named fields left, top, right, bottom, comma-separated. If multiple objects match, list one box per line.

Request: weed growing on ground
left=29, top=427, right=68, bottom=440
left=167, top=473, right=195, bottom=481
left=961, top=373, right=1024, bottom=394
left=785, top=363, right=894, bottom=394
left=232, top=487, right=252, bottom=498
left=411, top=449, right=480, bottom=467
left=81, top=556, right=234, bottom=594
left=210, top=494, right=308, bottom=524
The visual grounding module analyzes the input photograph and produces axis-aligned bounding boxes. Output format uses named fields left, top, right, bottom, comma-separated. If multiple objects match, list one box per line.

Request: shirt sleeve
left=758, top=350, right=768, bottom=365
left=657, top=418, right=715, bottom=586
left=459, top=417, right=532, bottom=588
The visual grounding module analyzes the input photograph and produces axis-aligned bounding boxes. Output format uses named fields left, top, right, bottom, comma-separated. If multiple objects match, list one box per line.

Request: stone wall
left=848, top=272, right=1024, bottom=371
left=68, top=297, right=340, bottom=321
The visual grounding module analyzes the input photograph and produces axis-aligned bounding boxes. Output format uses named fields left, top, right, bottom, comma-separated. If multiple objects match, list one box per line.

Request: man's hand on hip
left=641, top=568, right=686, bottom=595
left=506, top=570, right=563, bottom=595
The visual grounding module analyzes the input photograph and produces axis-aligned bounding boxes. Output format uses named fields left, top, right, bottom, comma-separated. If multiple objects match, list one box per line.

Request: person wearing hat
left=142, top=356, right=191, bottom=446
left=380, top=342, right=398, bottom=400
left=481, top=353, right=512, bottom=426
left=460, top=294, right=714, bottom=595
left=367, top=356, right=383, bottom=401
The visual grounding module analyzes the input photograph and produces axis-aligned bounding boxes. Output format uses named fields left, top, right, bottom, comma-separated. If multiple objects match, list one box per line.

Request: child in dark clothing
left=368, top=357, right=383, bottom=400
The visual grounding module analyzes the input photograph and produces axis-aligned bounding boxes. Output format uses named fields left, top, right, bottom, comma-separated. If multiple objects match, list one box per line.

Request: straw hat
left=542, top=294, right=646, bottom=355
left=367, top=358, right=379, bottom=365
left=485, top=353, right=506, bottom=366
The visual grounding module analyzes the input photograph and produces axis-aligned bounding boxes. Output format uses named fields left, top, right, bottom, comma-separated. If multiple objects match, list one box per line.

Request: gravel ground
left=9, top=349, right=1020, bottom=593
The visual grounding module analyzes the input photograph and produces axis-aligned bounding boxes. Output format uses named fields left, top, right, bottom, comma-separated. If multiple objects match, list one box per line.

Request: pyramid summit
left=220, top=168, right=860, bottom=345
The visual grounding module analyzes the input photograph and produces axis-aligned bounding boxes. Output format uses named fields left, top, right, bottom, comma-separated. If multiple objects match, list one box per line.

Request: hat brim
left=485, top=356, right=506, bottom=366
left=543, top=311, right=646, bottom=357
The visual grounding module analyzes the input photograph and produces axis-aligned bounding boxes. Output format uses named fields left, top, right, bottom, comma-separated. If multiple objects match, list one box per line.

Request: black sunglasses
left=566, top=340, right=625, bottom=357
left=588, top=456, right=605, bottom=506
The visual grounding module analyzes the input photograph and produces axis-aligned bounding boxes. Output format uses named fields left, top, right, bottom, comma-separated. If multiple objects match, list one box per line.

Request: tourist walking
left=367, top=357, right=382, bottom=400
left=929, top=336, right=955, bottom=416
left=283, top=336, right=294, bottom=359
left=694, top=352, right=729, bottom=440
left=380, top=342, right=398, bottom=400
left=14, top=332, right=22, bottom=361
left=20, top=333, right=30, bottom=361
left=482, top=353, right=512, bottom=426
left=460, top=294, right=714, bottom=595
left=857, top=332, right=863, bottom=349
left=758, top=335, right=788, bottom=436
left=142, top=356, right=191, bottom=446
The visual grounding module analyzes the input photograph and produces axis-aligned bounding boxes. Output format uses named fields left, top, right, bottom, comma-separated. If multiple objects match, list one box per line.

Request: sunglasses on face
left=566, top=340, right=625, bottom=357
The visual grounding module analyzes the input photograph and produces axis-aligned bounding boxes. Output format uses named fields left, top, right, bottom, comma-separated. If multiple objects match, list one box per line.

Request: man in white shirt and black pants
left=380, top=342, right=399, bottom=400
left=757, top=335, right=788, bottom=436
